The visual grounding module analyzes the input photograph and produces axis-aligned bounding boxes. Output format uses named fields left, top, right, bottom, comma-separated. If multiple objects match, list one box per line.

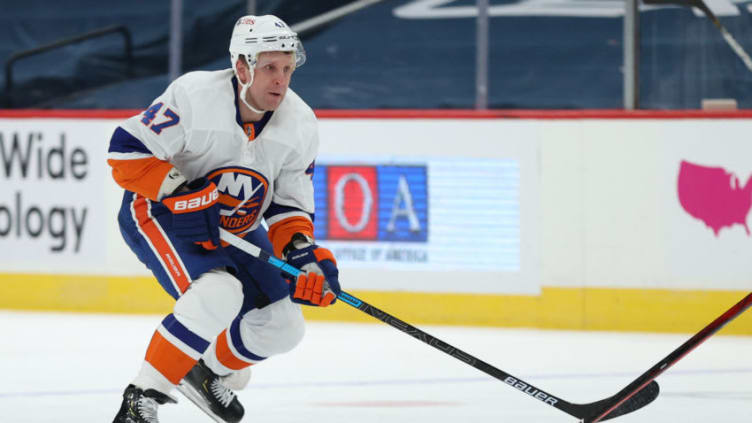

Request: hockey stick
left=583, top=290, right=752, bottom=422
left=219, top=228, right=658, bottom=421
left=644, top=0, right=752, bottom=72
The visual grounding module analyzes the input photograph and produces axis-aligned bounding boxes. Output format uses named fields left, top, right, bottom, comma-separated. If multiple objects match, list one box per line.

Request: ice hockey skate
left=113, top=384, right=176, bottom=423
left=177, top=359, right=244, bottom=423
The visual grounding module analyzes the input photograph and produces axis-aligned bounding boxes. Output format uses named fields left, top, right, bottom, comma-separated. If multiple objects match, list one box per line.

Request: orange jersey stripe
left=132, top=195, right=191, bottom=294
left=108, top=156, right=173, bottom=201
left=144, top=331, right=198, bottom=385
left=267, top=216, right=314, bottom=258
left=215, top=329, right=254, bottom=370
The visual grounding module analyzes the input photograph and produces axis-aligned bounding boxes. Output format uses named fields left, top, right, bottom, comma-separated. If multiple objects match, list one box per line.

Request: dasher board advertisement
left=0, top=119, right=113, bottom=273
left=313, top=157, right=521, bottom=272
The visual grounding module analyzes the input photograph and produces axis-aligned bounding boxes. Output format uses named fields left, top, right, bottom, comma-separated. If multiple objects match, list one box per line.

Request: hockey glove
left=161, top=178, right=221, bottom=250
left=284, top=238, right=340, bottom=307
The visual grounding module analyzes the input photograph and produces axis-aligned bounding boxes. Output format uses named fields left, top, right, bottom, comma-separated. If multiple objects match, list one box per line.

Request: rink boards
left=1, top=110, right=751, bottom=334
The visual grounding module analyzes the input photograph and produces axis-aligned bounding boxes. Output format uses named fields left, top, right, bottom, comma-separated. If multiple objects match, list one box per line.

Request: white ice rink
left=1, top=311, right=750, bottom=422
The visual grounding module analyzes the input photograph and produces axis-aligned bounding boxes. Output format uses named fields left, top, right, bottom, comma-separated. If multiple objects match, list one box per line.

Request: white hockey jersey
left=107, top=69, right=319, bottom=246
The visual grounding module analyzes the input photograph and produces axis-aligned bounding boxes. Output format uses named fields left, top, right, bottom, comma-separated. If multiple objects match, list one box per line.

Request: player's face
left=248, top=51, right=296, bottom=111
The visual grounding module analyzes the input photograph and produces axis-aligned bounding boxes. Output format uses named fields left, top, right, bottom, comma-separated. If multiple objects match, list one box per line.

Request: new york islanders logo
left=206, top=167, right=269, bottom=236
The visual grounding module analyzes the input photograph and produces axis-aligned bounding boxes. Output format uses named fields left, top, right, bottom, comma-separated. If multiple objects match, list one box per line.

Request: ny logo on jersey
left=206, top=167, right=269, bottom=235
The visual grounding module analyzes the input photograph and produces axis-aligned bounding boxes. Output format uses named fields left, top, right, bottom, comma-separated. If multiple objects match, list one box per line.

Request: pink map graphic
left=677, top=160, right=752, bottom=236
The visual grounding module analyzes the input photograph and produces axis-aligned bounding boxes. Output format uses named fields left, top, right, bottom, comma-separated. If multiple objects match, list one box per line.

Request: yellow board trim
left=1, top=273, right=750, bottom=335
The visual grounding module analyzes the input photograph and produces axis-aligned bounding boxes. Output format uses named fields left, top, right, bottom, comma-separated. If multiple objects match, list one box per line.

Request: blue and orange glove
left=161, top=178, right=221, bottom=250
left=284, top=234, right=340, bottom=307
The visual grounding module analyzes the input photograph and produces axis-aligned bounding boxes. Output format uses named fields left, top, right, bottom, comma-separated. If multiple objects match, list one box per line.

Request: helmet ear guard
left=232, top=54, right=254, bottom=84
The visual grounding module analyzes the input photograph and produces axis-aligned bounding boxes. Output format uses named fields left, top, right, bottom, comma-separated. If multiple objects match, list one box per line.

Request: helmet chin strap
left=237, top=58, right=266, bottom=114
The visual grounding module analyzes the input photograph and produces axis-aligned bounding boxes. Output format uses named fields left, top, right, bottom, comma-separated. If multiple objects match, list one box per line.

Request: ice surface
left=0, top=311, right=750, bottom=422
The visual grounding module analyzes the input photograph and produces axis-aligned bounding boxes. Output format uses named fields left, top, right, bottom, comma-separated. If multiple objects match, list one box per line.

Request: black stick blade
left=578, top=380, right=660, bottom=423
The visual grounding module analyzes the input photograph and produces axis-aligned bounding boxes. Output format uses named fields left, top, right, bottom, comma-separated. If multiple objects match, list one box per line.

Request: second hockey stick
left=219, top=228, right=659, bottom=422
left=583, top=290, right=752, bottom=422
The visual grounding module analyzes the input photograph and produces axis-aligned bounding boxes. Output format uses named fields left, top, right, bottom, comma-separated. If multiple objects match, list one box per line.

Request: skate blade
left=176, top=382, right=226, bottom=423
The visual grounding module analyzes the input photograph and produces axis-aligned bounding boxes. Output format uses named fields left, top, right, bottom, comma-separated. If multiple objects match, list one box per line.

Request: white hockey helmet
left=229, top=15, right=306, bottom=69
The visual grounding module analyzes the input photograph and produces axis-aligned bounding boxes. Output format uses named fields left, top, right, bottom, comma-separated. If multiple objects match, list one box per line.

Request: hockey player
left=109, top=15, right=340, bottom=423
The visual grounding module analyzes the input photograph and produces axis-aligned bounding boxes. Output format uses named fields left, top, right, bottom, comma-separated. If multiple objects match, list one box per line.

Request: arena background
left=1, top=0, right=751, bottom=335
